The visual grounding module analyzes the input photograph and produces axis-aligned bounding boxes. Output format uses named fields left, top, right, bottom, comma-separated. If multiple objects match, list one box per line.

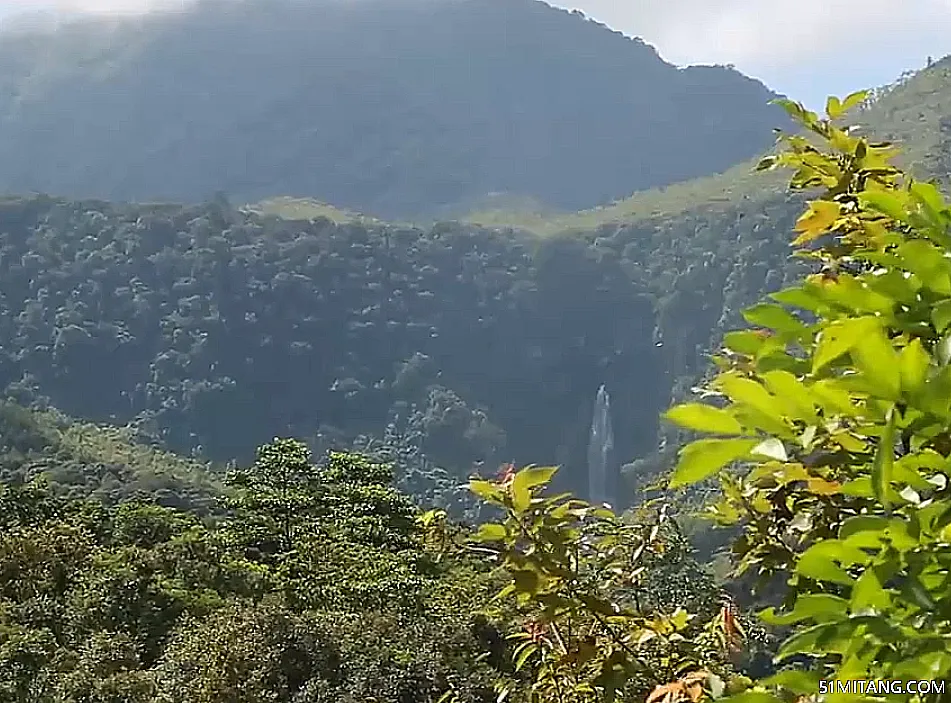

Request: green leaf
left=871, top=406, right=897, bottom=512
left=850, top=569, right=889, bottom=614
left=722, top=330, right=777, bottom=356
left=899, top=339, right=931, bottom=394
left=813, top=317, right=876, bottom=374
left=932, top=299, right=951, bottom=333
left=742, top=303, right=809, bottom=337
left=796, top=540, right=867, bottom=585
left=663, top=403, right=747, bottom=435
left=825, top=95, right=843, bottom=120
left=761, top=370, right=819, bottom=423
left=901, top=576, right=937, bottom=611
left=771, top=285, right=827, bottom=314
left=469, top=480, right=503, bottom=502
left=760, top=594, right=848, bottom=625
left=839, top=515, right=890, bottom=545
left=859, top=190, right=908, bottom=221
left=895, top=239, right=951, bottom=294
left=512, top=466, right=558, bottom=491
left=937, top=334, right=951, bottom=367
left=840, top=89, right=869, bottom=113
left=510, top=475, right=532, bottom=513
left=760, top=670, right=821, bottom=695
left=850, top=319, right=901, bottom=399
left=776, top=623, right=841, bottom=661
left=716, top=375, right=785, bottom=422
left=668, top=438, right=758, bottom=488
left=474, top=523, right=506, bottom=542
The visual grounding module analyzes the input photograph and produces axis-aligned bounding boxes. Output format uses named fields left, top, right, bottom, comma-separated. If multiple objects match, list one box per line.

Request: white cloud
left=555, top=0, right=951, bottom=106
left=0, top=0, right=187, bottom=14
left=558, top=0, right=951, bottom=68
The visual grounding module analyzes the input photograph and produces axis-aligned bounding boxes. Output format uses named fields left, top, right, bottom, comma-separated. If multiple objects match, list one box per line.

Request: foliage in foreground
left=661, top=93, right=951, bottom=701
left=460, top=464, right=756, bottom=703
left=465, top=92, right=951, bottom=703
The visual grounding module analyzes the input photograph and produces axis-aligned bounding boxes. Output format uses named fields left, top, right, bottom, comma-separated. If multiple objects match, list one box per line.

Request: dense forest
left=0, top=0, right=785, bottom=218
left=0, top=59, right=947, bottom=511
left=0, top=195, right=665, bottom=507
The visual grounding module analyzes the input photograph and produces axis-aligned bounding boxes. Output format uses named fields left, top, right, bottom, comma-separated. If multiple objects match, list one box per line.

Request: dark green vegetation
left=1, top=60, right=948, bottom=507
left=0, top=194, right=665, bottom=507
left=0, top=0, right=784, bottom=219
left=0, top=441, right=506, bottom=701
left=0, top=431, right=738, bottom=702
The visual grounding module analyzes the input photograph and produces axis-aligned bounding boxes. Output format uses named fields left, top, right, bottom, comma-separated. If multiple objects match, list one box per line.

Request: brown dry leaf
left=646, top=672, right=710, bottom=703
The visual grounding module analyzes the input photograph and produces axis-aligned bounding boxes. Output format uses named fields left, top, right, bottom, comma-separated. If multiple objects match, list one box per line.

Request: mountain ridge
left=0, top=0, right=787, bottom=219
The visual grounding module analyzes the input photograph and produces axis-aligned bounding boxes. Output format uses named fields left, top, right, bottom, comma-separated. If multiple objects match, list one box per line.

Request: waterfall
left=587, top=384, right=615, bottom=507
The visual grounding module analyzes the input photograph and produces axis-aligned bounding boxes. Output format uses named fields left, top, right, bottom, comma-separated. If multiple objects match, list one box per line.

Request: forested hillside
left=0, top=0, right=785, bottom=218
left=4, top=82, right=951, bottom=702
left=0, top=197, right=664, bottom=506
left=0, top=60, right=948, bottom=508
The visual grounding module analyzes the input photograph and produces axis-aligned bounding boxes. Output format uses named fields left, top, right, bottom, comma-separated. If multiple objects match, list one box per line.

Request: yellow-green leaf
left=860, top=190, right=908, bottom=221
left=793, top=200, right=840, bottom=244
left=850, top=319, right=901, bottom=399
left=872, top=406, right=897, bottom=513
left=668, top=438, right=758, bottom=488
left=813, top=317, right=876, bottom=374
left=716, top=375, right=784, bottom=422
left=512, top=466, right=558, bottom=490
left=932, top=299, right=951, bottom=333
left=825, top=95, right=843, bottom=120
left=663, top=403, right=747, bottom=435
left=469, top=479, right=503, bottom=502
left=898, top=339, right=931, bottom=394
left=510, top=474, right=532, bottom=512
left=895, top=239, right=951, bottom=294
left=840, top=89, right=869, bottom=113
left=761, top=370, right=819, bottom=423
left=474, top=522, right=507, bottom=542
left=742, top=303, right=809, bottom=337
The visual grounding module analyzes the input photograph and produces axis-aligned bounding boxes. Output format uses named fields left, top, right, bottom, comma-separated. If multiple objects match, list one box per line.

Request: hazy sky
left=0, top=0, right=947, bottom=108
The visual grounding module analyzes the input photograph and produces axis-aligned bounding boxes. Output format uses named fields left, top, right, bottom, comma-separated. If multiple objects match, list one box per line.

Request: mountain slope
left=0, top=0, right=785, bottom=219
left=462, top=58, right=951, bottom=234
left=0, top=61, right=947, bottom=504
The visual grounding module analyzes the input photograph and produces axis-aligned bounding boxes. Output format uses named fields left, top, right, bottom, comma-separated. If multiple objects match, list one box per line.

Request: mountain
left=0, top=0, right=786, bottom=219
left=0, top=61, right=946, bottom=505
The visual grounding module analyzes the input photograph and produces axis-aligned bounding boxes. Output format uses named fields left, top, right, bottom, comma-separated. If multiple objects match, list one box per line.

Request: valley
left=0, top=0, right=948, bottom=700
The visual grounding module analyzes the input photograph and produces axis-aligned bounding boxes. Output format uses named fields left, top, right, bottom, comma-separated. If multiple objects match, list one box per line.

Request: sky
left=0, top=0, right=948, bottom=108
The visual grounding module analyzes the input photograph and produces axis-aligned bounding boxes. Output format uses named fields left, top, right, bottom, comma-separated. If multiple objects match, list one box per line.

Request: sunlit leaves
left=794, top=200, right=840, bottom=244
left=742, top=303, right=810, bottom=338
left=849, top=320, right=900, bottom=399
left=812, top=316, right=877, bottom=374
left=871, top=406, right=896, bottom=512
left=659, top=90, right=951, bottom=699
left=669, top=438, right=758, bottom=487
left=663, top=403, right=747, bottom=435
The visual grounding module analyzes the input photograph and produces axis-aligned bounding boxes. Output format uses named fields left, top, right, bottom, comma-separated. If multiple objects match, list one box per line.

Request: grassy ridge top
left=258, top=58, right=951, bottom=235
left=460, top=58, right=951, bottom=235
